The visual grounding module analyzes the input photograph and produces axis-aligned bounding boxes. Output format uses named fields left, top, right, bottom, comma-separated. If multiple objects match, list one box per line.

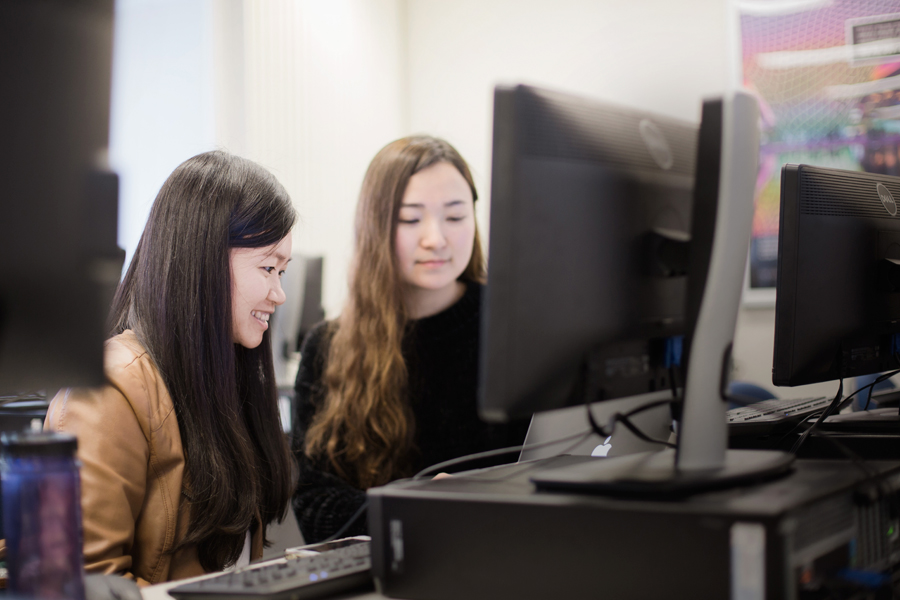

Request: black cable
left=416, top=395, right=682, bottom=482
left=777, top=370, right=900, bottom=451
left=860, top=369, right=899, bottom=411
left=452, top=430, right=598, bottom=484
left=412, top=428, right=593, bottom=481
left=784, top=367, right=900, bottom=542
left=622, top=398, right=679, bottom=419
left=615, top=413, right=676, bottom=449
left=586, top=400, right=609, bottom=438
left=530, top=428, right=595, bottom=459
left=776, top=408, right=828, bottom=448
left=791, top=369, right=900, bottom=454
left=789, top=370, right=899, bottom=455
left=668, top=365, right=680, bottom=400
left=833, top=369, right=900, bottom=414
left=416, top=397, right=679, bottom=484
left=320, top=500, right=369, bottom=543
left=790, top=378, right=843, bottom=454
left=586, top=398, right=678, bottom=449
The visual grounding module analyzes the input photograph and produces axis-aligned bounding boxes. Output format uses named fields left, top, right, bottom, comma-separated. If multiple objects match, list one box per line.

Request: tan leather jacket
left=45, top=330, right=263, bottom=585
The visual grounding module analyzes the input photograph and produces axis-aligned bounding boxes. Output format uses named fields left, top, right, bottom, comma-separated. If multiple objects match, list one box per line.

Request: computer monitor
left=270, top=255, right=325, bottom=387
left=774, top=165, right=900, bottom=387
left=480, top=85, right=698, bottom=421
left=480, top=85, right=792, bottom=494
left=0, top=1, right=122, bottom=395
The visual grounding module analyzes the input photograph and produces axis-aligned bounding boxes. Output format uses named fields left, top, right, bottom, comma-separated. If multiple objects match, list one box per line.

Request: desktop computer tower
left=368, top=456, right=900, bottom=600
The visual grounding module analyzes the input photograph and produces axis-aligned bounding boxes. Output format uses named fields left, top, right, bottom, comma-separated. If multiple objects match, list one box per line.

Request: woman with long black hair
left=46, top=151, right=296, bottom=584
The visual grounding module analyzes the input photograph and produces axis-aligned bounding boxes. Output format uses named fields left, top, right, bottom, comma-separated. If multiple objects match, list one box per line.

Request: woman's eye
left=263, top=266, right=276, bottom=274
left=278, top=270, right=286, bottom=278
left=398, top=218, right=420, bottom=224
left=446, top=216, right=466, bottom=222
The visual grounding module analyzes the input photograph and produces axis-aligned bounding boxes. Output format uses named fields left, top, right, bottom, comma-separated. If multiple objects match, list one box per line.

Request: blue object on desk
left=664, top=336, right=684, bottom=368
left=727, top=381, right=776, bottom=410
left=853, top=374, right=897, bottom=411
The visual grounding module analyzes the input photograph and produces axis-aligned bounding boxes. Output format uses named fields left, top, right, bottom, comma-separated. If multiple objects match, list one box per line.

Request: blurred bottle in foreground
left=2, top=430, right=85, bottom=600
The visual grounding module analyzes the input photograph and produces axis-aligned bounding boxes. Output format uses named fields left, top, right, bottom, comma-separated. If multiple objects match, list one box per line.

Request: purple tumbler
left=2, top=431, right=85, bottom=600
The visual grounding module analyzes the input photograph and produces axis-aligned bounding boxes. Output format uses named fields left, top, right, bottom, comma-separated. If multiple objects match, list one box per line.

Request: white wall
left=237, top=0, right=408, bottom=317
left=110, top=0, right=217, bottom=267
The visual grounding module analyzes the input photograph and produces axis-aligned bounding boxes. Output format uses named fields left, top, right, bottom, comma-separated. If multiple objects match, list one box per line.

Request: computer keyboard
left=727, top=396, right=832, bottom=436
left=168, top=536, right=372, bottom=600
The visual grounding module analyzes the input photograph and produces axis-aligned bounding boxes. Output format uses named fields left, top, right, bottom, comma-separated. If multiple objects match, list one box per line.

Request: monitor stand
left=529, top=448, right=793, bottom=498
left=533, top=92, right=798, bottom=500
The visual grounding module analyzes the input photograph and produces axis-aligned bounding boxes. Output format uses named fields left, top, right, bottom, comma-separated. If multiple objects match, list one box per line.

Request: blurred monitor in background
left=271, top=255, right=325, bottom=388
left=0, top=0, right=123, bottom=396
left=271, top=255, right=324, bottom=432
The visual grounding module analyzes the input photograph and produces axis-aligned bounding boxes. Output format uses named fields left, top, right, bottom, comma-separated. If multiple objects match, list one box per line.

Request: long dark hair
left=305, top=135, right=484, bottom=488
left=110, top=151, right=297, bottom=571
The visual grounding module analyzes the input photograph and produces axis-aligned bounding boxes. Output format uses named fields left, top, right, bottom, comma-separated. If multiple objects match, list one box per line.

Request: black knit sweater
left=291, top=281, right=529, bottom=543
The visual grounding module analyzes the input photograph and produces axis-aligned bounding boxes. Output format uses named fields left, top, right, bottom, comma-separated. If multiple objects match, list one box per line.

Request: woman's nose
left=421, top=218, right=448, bottom=249
left=269, top=278, right=287, bottom=305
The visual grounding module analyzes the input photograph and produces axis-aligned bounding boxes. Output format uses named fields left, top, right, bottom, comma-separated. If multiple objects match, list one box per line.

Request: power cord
left=586, top=398, right=678, bottom=449
left=790, top=369, right=900, bottom=455
left=446, top=430, right=598, bottom=485
left=789, top=378, right=844, bottom=455
left=324, top=426, right=596, bottom=543
left=320, top=500, right=369, bottom=543
left=412, top=427, right=594, bottom=481
left=783, top=369, right=900, bottom=531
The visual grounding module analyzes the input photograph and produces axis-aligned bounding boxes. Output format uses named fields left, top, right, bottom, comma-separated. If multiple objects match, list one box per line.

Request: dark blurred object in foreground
left=0, top=0, right=123, bottom=395
left=2, top=431, right=85, bottom=599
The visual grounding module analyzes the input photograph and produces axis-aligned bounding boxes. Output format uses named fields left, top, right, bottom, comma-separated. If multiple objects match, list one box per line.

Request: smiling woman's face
left=230, top=235, right=292, bottom=348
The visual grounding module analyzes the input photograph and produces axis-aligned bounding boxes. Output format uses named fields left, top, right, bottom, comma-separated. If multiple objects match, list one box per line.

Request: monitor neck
left=676, top=91, right=759, bottom=471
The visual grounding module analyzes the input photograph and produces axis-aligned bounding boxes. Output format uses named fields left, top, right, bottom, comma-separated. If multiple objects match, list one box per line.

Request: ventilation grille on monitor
left=800, top=169, right=900, bottom=218
left=517, top=87, right=697, bottom=178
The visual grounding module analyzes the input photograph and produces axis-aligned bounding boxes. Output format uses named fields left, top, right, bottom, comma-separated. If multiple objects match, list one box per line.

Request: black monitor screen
left=774, top=164, right=900, bottom=387
left=479, top=85, right=698, bottom=421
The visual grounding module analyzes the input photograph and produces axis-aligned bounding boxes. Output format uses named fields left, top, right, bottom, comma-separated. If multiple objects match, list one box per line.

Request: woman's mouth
left=417, top=259, right=448, bottom=268
left=251, top=310, right=271, bottom=328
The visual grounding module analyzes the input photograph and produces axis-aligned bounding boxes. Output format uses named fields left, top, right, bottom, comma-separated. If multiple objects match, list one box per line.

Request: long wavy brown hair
left=304, top=136, right=485, bottom=489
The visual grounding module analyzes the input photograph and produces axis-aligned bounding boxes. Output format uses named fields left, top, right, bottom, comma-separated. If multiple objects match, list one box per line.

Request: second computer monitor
left=774, top=164, right=900, bottom=387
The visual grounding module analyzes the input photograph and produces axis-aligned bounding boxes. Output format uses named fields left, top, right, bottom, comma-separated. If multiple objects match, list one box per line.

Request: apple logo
left=591, top=436, right=613, bottom=457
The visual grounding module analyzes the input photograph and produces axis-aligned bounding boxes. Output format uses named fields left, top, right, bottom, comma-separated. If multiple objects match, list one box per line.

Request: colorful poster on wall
left=739, top=0, right=900, bottom=301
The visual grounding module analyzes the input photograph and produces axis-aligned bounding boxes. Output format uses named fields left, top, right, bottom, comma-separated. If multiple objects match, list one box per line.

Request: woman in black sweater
left=292, top=136, right=528, bottom=543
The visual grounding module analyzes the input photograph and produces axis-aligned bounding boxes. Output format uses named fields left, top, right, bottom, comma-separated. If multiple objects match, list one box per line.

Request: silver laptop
left=519, top=390, right=675, bottom=462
